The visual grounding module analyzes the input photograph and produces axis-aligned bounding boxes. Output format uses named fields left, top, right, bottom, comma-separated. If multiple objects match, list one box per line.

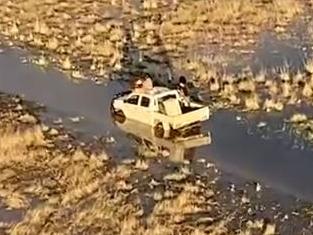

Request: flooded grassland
left=0, top=0, right=308, bottom=79
left=2, top=0, right=313, bottom=114
left=2, top=93, right=313, bottom=234
left=3, top=1, right=313, bottom=235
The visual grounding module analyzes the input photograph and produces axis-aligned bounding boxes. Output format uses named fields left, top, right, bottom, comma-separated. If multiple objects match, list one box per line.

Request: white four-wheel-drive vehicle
left=110, top=86, right=210, bottom=138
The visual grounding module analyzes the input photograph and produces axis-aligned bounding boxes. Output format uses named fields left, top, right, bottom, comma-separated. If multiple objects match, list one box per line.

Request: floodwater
left=201, top=110, right=313, bottom=202
left=0, top=46, right=136, bottom=159
left=1, top=34, right=313, bottom=206
left=199, top=17, right=313, bottom=74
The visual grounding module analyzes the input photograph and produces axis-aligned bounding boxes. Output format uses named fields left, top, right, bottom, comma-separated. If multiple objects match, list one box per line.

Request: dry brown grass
left=0, top=120, right=223, bottom=235
left=0, top=126, right=45, bottom=163
left=162, top=0, right=303, bottom=48
left=197, top=59, right=313, bottom=112
left=7, top=148, right=223, bottom=235
left=210, top=0, right=299, bottom=24
left=244, top=94, right=260, bottom=111
left=0, top=94, right=293, bottom=234
left=288, top=113, right=313, bottom=143
left=0, top=125, right=46, bottom=209
left=0, top=0, right=306, bottom=83
left=0, top=0, right=125, bottom=79
left=290, top=113, right=308, bottom=123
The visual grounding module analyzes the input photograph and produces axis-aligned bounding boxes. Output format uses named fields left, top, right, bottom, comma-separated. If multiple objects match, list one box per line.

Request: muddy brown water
left=1, top=37, right=313, bottom=209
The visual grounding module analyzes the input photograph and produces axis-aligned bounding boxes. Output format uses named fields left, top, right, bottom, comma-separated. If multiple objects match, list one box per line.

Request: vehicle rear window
left=159, top=94, right=177, bottom=102
left=140, top=97, right=150, bottom=107
left=157, top=94, right=177, bottom=114
left=125, top=95, right=139, bottom=105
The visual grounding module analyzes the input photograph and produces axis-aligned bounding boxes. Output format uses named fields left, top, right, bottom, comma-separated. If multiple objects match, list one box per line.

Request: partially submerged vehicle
left=111, top=86, right=210, bottom=138
left=113, top=118, right=211, bottom=162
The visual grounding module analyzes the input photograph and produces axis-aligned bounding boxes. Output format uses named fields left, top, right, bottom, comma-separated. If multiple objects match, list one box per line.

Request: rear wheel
left=154, top=122, right=164, bottom=138
left=113, top=110, right=126, bottom=123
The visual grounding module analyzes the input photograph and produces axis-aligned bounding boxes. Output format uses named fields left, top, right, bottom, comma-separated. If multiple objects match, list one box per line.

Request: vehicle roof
left=117, top=86, right=178, bottom=100
left=138, top=86, right=177, bottom=97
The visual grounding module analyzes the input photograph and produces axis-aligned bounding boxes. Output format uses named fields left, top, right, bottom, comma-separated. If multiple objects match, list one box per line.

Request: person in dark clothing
left=177, top=75, right=189, bottom=97
left=176, top=75, right=191, bottom=105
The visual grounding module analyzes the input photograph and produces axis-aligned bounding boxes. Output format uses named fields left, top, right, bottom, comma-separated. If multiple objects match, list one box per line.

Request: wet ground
left=3, top=21, right=313, bottom=233
left=1, top=34, right=313, bottom=203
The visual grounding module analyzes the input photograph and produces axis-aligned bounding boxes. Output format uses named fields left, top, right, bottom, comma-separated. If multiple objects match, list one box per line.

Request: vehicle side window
left=125, top=95, right=139, bottom=105
left=140, top=96, right=150, bottom=107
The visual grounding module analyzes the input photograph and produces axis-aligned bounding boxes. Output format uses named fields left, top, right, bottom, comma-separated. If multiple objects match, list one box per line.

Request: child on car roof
left=133, top=75, right=153, bottom=93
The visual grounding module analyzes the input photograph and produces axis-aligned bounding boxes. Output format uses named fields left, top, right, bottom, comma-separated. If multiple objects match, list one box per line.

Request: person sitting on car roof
left=133, top=78, right=144, bottom=93
left=142, top=75, right=153, bottom=91
left=133, top=75, right=154, bottom=93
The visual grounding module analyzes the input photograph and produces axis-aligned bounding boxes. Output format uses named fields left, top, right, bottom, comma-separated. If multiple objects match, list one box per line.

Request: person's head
left=179, top=76, right=187, bottom=84
left=134, top=79, right=143, bottom=88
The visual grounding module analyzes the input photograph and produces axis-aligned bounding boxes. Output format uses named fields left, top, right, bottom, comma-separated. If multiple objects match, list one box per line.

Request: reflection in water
left=113, top=118, right=211, bottom=162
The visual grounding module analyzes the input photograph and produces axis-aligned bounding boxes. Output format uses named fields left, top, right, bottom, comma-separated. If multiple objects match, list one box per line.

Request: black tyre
left=154, top=122, right=164, bottom=138
left=114, top=110, right=126, bottom=123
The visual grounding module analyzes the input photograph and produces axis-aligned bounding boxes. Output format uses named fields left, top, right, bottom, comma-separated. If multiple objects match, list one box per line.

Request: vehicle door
left=137, top=95, right=154, bottom=125
left=123, top=94, right=140, bottom=121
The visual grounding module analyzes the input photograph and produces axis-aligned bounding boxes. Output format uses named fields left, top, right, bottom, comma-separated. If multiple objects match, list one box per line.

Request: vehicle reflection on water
left=112, top=117, right=211, bottom=162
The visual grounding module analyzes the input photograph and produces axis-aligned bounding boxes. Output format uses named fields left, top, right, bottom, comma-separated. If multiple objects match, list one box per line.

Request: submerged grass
left=0, top=0, right=306, bottom=82
left=1, top=0, right=312, bottom=114
left=287, top=113, right=313, bottom=143
left=162, top=0, right=303, bottom=47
